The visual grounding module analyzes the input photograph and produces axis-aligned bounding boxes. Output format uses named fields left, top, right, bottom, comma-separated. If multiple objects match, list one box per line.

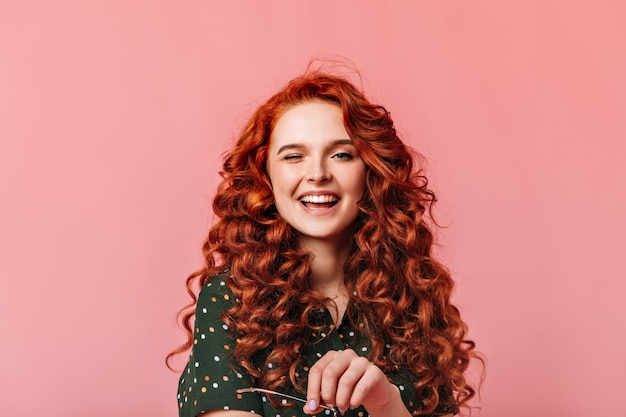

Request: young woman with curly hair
left=169, top=70, right=481, bottom=417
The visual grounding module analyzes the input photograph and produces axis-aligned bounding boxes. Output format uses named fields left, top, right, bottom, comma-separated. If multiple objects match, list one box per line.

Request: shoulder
left=199, top=269, right=234, bottom=297
left=195, top=269, right=236, bottom=316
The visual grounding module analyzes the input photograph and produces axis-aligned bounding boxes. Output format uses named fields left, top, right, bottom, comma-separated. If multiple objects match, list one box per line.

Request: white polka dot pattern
left=176, top=273, right=437, bottom=417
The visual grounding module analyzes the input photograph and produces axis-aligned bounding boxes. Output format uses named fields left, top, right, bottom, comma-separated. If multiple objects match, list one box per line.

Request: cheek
left=268, top=167, right=297, bottom=200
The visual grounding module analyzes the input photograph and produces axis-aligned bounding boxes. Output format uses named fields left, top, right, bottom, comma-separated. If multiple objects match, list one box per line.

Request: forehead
left=269, top=101, right=349, bottom=149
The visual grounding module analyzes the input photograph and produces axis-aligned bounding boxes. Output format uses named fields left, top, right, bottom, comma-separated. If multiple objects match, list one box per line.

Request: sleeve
left=388, top=372, right=457, bottom=416
left=177, top=278, right=264, bottom=417
left=387, top=371, right=423, bottom=416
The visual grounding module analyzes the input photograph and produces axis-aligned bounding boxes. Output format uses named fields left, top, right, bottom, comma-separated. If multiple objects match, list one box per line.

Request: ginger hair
left=168, top=71, right=480, bottom=414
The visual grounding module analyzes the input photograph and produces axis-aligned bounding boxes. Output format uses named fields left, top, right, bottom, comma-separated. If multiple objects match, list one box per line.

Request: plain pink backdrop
left=1, top=1, right=625, bottom=416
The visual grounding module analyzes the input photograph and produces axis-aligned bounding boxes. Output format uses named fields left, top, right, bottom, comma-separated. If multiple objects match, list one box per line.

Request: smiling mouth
left=299, top=195, right=338, bottom=209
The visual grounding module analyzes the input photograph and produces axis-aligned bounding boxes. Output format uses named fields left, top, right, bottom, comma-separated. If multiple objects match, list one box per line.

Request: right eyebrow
left=275, top=143, right=305, bottom=155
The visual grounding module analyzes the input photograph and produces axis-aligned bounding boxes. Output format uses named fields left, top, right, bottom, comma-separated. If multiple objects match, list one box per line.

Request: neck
left=298, top=234, right=351, bottom=298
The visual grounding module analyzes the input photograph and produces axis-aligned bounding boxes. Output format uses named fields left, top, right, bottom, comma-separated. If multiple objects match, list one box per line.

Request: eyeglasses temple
left=236, top=387, right=338, bottom=415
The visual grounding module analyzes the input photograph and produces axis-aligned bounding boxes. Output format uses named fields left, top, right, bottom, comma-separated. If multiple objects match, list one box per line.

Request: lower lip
left=299, top=201, right=339, bottom=215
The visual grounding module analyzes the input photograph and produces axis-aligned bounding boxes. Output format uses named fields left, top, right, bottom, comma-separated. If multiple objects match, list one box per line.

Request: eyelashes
left=332, top=152, right=354, bottom=160
left=281, top=151, right=355, bottom=162
left=283, top=154, right=304, bottom=161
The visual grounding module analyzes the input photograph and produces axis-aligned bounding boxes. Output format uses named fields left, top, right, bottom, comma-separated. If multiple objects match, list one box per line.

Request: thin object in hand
left=236, top=387, right=338, bottom=417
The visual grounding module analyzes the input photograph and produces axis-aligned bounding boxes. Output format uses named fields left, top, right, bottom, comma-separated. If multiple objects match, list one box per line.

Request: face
left=266, top=100, right=366, bottom=246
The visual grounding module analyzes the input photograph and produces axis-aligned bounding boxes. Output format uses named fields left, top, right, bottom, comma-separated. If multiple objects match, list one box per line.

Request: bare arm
left=359, top=383, right=413, bottom=417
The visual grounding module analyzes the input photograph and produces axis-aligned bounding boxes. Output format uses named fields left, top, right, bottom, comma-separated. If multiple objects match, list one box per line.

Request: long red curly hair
left=168, top=71, right=480, bottom=414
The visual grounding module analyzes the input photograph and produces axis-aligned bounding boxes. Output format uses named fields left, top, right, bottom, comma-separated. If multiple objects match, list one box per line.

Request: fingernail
left=309, top=399, right=317, bottom=410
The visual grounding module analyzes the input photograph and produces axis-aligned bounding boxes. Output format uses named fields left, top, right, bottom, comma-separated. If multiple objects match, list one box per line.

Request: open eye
left=332, top=152, right=354, bottom=161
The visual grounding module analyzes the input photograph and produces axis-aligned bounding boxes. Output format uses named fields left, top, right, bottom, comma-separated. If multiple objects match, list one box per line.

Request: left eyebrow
left=330, top=139, right=355, bottom=147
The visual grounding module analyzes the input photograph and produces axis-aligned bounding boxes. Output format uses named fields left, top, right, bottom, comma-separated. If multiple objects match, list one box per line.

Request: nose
left=306, top=158, right=331, bottom=183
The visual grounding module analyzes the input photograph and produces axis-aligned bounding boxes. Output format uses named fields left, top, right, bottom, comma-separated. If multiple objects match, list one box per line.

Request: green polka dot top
left=177, top=273, right=453, bottom=417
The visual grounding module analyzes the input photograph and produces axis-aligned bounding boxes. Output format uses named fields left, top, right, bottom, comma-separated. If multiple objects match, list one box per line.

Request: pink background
left=1, top=1, right=625, bottom=416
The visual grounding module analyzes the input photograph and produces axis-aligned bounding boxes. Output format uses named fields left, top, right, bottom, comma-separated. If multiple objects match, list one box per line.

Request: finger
left=306, top=350, right=339, bottom=411
left=333, top=356, right=370, bottom=412
left=348, top=365, right=389, bottom=410
left=318, top=354, right=353, bottom=407
left=320, top=350, right=362, bottom=410
left=302, top=399, right=320, bottom=415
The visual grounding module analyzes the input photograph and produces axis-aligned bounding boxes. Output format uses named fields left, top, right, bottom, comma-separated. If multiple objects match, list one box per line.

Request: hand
left=303, top=349, right=400, bottom=415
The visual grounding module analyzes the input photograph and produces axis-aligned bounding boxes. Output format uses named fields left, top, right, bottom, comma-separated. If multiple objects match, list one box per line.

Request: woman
left=168, top=70, right=480, bottom=417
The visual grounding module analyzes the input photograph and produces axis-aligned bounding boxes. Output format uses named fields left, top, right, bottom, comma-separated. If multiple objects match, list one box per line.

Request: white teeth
left=300, top=195, right=337, bottom=204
